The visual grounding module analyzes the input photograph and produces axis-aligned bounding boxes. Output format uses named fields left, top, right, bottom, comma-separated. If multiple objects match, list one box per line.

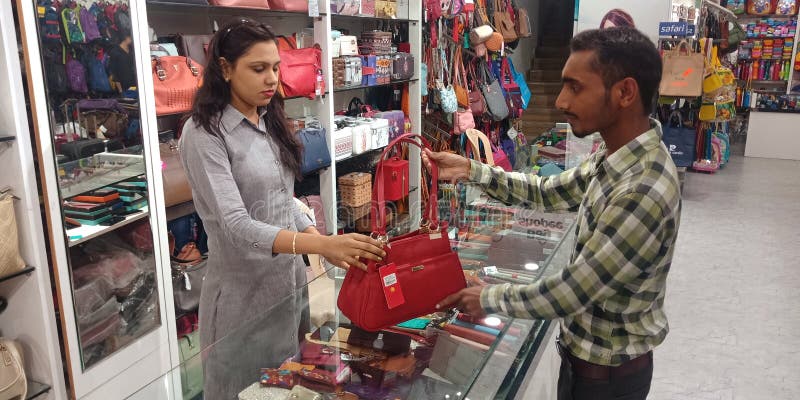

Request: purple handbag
left=79, top=7, right=101, bottom=42
left=67, top=59, right=88, bottom=93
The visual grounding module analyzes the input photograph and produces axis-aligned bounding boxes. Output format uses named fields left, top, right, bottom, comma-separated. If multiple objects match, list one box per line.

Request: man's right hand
left=423, top=149, right=472, bottom=183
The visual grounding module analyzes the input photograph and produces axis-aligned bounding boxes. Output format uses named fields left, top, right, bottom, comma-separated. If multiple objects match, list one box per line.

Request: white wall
left=576, top=0, right=673, bottom=44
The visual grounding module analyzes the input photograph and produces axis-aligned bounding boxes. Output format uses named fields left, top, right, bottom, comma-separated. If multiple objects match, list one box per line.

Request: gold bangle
left=292, top=232, right=298, bottom=255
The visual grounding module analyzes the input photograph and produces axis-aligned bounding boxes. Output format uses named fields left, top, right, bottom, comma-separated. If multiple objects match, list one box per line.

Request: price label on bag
left=379, top=263, right=406, bottom=309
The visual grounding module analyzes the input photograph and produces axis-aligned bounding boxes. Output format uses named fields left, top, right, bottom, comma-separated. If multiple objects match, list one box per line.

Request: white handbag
left=339, top=36, right=359, bottom=56
left=367, top=118, right=390, bottom=149
left=349, top=121, right=372, bottom=155
left=0, top=192, right=24, bottom=278
left=0, top=338, right=27, bottom=400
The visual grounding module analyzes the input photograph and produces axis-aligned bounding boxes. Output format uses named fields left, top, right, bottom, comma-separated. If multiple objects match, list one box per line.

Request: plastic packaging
left=78, top=297, right=120, bottom=331
left=72, top=250, right=143, bottom=296
left=73, top=278, right=113, bottom=317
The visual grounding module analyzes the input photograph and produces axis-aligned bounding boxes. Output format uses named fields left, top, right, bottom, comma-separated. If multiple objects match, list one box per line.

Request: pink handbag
left=454, top=109, right=475, bottom=133
left=210, top=0, right=270, bottom=8
left=492, top=141, right=513, bottom=171
left=268, top=0, right=308, bottom=11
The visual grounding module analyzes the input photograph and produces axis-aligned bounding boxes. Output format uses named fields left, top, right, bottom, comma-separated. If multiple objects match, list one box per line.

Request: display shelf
left=335, top=144, right=387, bottom=164
left=333, top=78, right=419, bottom=93
left=737, top=79, right=788, bottom=84
left=0, top=266, right=35, bottom=284
left=67, top=206, right=149, bottom=247
left=145, top=1, right=326, bottom=17
left=0, top=135, right=16, bottom=142
left=737, top=14, right=798, bottom=21
left=165, top=200, right=195, bottom=221
left=25, top=380, right=51, bottom=400
left=59, top=152, right=146, bottom=199
left=330, top=13, right=418, bottom=23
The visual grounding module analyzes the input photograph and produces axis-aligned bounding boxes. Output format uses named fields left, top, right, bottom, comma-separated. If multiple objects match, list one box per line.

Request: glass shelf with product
left=126, top=202, right=578, bottom=400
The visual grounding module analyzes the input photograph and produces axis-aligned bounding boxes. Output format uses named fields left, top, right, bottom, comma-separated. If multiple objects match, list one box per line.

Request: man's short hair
left=570, top=27, right=662, bottom=115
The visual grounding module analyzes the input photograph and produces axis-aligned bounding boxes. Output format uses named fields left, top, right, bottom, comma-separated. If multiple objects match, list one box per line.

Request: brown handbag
left=79, top=110, right=129, bottom=138
left=160, top=140, right=192, bottom=207
left=453, top=48, right=469, bottom=108
left=516, top=7, right=532, bottom=38
left=468, top=63, right=487, bottom=116
left=493, top=0, right=517, bottom=43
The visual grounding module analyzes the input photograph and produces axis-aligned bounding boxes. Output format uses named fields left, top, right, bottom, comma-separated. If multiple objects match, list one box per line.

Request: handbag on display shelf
left=478, top=60, right=510, bottom=121
left=298, top=125, right=332, bottom=175
left=333, top=0, right=362, bottom=15
left=0, top=191, right=25, bottom=277
left=278, top=37, right=323, bottom=99
left=391, top=53, right=414, bottom=81
left=508, top=58, right=531, bottom=109
left=516, top=7, right=533, bottom=38
left=151, top=56, right=203, bottom=116
left=160, top=139, right=193, bottom=207
left=375, top=0, right=397, bottom=18
left=0, top=338, right=27, bottom=400
left=172, top=258, right=207, bottom=313
left=209, top=0, right=269, bottom=8
left=454, top=109, right=476, bottom=133
left=501, top=58, right=524, bottom=119
left=337, top=134, right=466, bottom=331
left=268, top=0, right=309, bottom=11
left=178, top=33, right=213, bottom=68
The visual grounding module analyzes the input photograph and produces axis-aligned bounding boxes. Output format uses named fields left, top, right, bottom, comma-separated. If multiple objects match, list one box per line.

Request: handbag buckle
left=189, top=64, right=199, bottom=76
left=156, top=66, right=167, bottom=81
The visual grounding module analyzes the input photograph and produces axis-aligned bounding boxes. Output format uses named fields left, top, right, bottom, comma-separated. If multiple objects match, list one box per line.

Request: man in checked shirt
left=428, top=27, right=681, bottom=400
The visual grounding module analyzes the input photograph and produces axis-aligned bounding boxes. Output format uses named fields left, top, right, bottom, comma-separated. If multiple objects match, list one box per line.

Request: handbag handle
left=464, top=128, right=496, bottom=166
left=370, top=134, right=439, bottom=235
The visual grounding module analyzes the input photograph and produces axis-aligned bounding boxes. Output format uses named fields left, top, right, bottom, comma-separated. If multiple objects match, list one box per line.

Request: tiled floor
left=518, top=155, right=800, bottom=400
left=649, top=155, right=800, bottom=400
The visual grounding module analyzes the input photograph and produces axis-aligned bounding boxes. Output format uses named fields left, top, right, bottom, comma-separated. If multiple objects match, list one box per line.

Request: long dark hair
left=190, top=18, right=303, bottom=179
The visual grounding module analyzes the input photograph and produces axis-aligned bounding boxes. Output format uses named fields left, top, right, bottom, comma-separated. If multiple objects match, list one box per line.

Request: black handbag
left=60, top=138, right=123, bottom=161
left=299, top=125, right=332, bottom=176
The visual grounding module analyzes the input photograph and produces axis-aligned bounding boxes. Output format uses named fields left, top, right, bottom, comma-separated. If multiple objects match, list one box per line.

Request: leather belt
left=562, top=346, right=652, bottom=380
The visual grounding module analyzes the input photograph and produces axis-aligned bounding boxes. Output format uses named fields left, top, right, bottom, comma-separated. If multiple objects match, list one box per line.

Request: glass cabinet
left=18, top=0, right=172, bottom=397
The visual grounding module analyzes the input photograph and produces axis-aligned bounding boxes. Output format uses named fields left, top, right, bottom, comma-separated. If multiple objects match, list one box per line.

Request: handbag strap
left=465, top=128, right=496, bottom=166
left=371, top=134, right=439, bottom=235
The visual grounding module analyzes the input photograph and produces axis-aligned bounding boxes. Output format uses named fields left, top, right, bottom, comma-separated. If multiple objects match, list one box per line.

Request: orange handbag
left=152, top=56, right=203, bottom=116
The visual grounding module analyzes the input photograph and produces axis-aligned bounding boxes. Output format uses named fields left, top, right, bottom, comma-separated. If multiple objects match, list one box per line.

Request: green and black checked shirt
left=472, top=120, right=681, bottom=366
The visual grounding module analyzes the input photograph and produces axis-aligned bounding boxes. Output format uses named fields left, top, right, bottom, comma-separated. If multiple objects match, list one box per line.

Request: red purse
left=382, top=157, right=409, bottom=201
left=277, top=37, right=322, bottom=99
left=337, top=134, right=466, bottom=331
left=151, top=56, right=203, bottom=115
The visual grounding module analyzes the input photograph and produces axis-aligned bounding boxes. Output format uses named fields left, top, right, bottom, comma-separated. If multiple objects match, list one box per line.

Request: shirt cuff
left=468, top=159, right=494, bottom=186
left=480, top=283, right=511, bottom=315
left=294, top=212, right=314, bottom=233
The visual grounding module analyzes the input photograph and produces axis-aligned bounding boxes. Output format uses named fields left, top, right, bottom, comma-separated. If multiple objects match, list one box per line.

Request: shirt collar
left=599, top=118, right=663, bottom=181
left=220, top=104, right=268, bottom=134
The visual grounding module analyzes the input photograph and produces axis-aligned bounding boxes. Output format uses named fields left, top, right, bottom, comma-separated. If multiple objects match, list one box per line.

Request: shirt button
left=274, top=160, right=279, bottom=165
left=252, top=242, right=259, bottom=248
left=280, top=187, right=287, bottom=193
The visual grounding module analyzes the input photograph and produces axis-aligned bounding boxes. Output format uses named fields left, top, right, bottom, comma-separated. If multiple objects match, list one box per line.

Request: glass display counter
left=117, top=204, right=576, bottom=400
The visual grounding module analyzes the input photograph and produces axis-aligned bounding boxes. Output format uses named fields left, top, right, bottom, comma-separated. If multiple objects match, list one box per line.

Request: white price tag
left=484, top=266, right=498, bottom=274
left=382, top=273, right=397, bottom=287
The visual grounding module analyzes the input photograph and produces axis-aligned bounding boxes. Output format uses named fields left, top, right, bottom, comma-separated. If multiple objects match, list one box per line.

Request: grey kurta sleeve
left=292, top=199, right=314, bottom=232
left=180, top=127, right=283, bottom=253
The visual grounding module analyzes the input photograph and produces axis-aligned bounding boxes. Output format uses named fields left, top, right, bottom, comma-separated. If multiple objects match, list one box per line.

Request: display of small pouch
left=299, top=126, right=332, bottom=175
left=260, top=369, right=296, bottom=388
left=469, top=25, right=493, bottom=45
left=346, top=326, right=412, bottom=355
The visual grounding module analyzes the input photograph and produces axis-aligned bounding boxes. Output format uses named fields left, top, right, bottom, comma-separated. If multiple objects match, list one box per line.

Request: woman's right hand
left=423, top=149, right=472, bottom=183
left=320, top=233, right=386, bottom=271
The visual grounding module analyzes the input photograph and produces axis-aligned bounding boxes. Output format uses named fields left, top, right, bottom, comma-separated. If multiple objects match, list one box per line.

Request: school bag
left=61, top=4, right=85, bottom=44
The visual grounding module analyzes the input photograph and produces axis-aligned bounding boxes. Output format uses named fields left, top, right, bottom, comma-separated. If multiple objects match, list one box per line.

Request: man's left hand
left=436, top=286, right=487, bottom=318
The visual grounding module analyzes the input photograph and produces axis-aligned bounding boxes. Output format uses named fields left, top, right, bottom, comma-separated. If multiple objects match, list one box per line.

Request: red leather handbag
left=277, top=37, right=322, bottom=99
left=268, top=0, right=308, bottom=11
left=382, top=157, right=409, bottom=201
left=337, top=134, right=466, bottom=331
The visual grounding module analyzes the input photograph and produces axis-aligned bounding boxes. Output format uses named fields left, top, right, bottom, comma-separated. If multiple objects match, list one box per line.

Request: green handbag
left=179, top=331, right=203, bottom=400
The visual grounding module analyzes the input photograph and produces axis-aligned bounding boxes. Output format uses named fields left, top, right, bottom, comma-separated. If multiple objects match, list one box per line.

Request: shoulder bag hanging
left=659, top=40, right=704, bottom=97
left=479, top=60, right=510, bottom=121
left=337, top=134, right=466, bottom=331
left=438, top=49, right=458, bottom=114
left=493, top=0, right=517, bottom=43
left=453, top=47, right=470, bottom=108
left=468, top=62, right=488, bottom=116
left=299, top=125, right=332, bottom=175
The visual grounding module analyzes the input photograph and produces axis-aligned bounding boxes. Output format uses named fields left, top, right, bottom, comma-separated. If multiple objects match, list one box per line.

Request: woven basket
left=338, top=172, right=372, bottom=207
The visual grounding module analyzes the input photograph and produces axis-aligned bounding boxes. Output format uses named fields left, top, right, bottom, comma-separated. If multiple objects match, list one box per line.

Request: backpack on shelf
left=61, top=4, right=85, bottom=44
left=38, top=0, right=62, bottom=44
left=66, top=53, right=88, bottom=94
left=91, top=3, right=112, bottom=38
left=115, top=6, right=131, bottom=36
left=85, top=51, right=112, bottom=93
left=79, top=6, right=101, bottom=42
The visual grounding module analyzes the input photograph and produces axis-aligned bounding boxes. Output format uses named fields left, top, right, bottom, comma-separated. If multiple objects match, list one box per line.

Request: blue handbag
left=509, top=59, right=531, bottom=109
left=299, top=126, right=332, bottom=175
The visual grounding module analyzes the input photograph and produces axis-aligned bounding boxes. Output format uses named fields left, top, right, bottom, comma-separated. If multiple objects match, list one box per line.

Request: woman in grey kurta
left=178, top=20, right=385, bottom=399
